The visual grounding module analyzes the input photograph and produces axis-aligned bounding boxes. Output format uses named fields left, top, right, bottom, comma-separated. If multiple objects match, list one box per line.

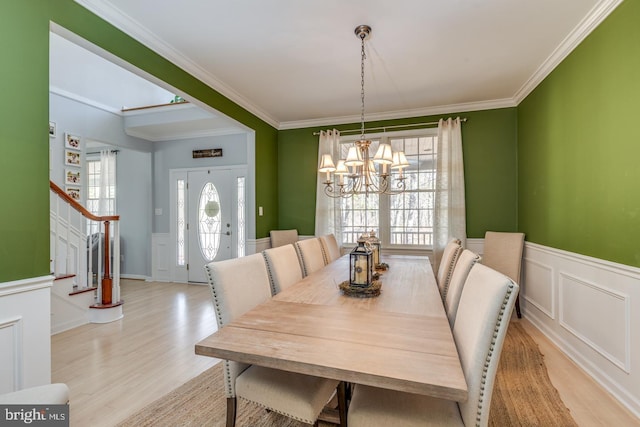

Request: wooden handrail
left=51, top=180, right=120, bottom=306
left=50, top=181, right=119, bottom=222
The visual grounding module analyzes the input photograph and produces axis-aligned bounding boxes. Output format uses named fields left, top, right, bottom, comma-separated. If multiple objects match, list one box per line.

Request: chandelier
left=318, top=25, right=409, bottom=198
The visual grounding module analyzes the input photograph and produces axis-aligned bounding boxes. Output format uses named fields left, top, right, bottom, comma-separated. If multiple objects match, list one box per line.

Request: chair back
left=295, top=238, right=326, bottom=277
left=453, top=263, right=519, bottom=427
left=436, top=238, right=462, bottom=299
left=204, top=253, right=272, bottom=397
left=319, top=234, right=341, bottom=264
left=444, top=249, right=481, bottom=328
left=262, top=244, right=303, bottom=295
left=482, top=231, right=525, bottom=283
left=270, top=229, right=299, bottom=248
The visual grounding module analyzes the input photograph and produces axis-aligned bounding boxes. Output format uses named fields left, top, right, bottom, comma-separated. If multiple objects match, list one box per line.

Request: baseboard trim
left=121, top=274, right=151, bottom=281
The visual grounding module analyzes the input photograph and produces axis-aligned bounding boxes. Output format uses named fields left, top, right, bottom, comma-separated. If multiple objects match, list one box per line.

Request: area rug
left=488, top=322, right=578, bottom=426
left=118, top=322, right=577, bottom=427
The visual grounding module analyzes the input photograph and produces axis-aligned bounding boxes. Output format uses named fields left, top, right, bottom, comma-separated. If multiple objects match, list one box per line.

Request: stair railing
left=50, top=181, right=121, bottom=306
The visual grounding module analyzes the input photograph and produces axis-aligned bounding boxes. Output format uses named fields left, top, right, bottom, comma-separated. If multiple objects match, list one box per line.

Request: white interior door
left=187, top=169, right=234, bottom=283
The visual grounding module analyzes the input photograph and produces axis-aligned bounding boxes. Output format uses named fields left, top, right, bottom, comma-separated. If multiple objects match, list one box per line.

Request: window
left=337, top=129, right=437, bottom=249
left=86, top=156, right=116, bottom=235
left=176, top=179, right=186, bottom=266
left=237, top=176, right=246, bottom=257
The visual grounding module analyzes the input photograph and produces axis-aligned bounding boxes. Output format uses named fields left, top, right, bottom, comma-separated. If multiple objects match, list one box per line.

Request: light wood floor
left=52, top=279, right=640, bottom=427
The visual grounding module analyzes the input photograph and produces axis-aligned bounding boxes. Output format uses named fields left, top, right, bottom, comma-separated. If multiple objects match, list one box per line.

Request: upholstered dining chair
left=0, top=383, right=69, bottom=404
left=270, top=229, right=299, bottom=248
left=436, top=238, right=463, bottom=301
left=444, top=249, right=481, bottom=328
left=347, top=263, right=519, bottom=427
left=262, top=244, right=303, bottom=295
left=205, top=253, right=346, bottom=427
left=319, top=233, right=341, bottom=264
left=482, top=231, right=525, bottom=318
left=295, top=238, right=326, bottom=277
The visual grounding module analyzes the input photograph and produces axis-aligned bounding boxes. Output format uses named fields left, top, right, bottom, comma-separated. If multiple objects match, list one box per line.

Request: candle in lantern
left=355, top=258, right=367, bottom=284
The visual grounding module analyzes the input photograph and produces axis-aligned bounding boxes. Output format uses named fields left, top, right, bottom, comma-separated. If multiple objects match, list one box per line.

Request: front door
left=187, top=169, right=234, bottom=283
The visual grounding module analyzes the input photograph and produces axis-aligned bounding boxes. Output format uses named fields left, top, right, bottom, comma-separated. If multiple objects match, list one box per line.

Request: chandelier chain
left=318, top=25, right=408, bottom=198
left=360, top=32, right=366, bottom=141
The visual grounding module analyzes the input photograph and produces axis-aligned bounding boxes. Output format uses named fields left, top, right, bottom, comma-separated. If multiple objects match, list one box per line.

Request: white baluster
left=54, top=196, right=60, bottom=276
left=66, top=202, right=71, bottom=274
left=113, top=221, right=120, bottom=303
left=87, top=221, right=93, bottom=290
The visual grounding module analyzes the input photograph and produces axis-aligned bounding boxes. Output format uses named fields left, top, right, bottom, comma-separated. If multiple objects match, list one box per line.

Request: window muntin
left=337, top=130, right=437, bottom=249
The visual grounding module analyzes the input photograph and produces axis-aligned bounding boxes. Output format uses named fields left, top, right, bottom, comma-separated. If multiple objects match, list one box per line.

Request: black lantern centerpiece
left=349, top=233, right=373, bottom=287
left=368, top=230, right=388, bottom=271
left=368, top=230, right=381, bottom=267
left=340, top=233, right=382, bottom=297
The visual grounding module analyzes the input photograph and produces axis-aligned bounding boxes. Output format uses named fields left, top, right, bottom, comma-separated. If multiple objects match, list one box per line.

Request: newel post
left=102, top=220, right=112, bottom=305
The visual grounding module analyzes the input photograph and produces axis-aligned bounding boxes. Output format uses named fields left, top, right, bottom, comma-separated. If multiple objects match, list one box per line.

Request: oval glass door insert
left=198, top=182, right=221, bottom=261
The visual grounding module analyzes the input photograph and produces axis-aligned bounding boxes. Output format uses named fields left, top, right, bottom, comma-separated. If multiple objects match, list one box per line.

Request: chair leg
left=226, top=397, right=237, bottom=427
left=337, top=381, right=348, bottom=427
left=515, top=294, right=522, bottom=318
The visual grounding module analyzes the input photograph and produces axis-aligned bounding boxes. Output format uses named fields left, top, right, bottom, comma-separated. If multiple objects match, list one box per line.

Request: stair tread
left=54, top=274, right=76, bottom=281
left=69, top=286, right=97, bottom=296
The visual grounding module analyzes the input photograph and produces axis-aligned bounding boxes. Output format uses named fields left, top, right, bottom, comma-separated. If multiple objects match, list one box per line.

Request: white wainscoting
left=151, top=233, right=171, bottom=282
left=0, top=275, right=53, bottom=393
left=466, top=238, right=640, bottom=417
left=247, top=237, right=270, bottom=255
left=521, top=242, right=640, bottom=418
left=152, top=235, right=270, bottom=281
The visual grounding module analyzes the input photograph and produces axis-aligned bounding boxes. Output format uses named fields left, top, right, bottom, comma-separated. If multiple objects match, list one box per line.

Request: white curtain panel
left=433, top=118, right=466, bottom=272
left=99, top=149, right=116, bottom=216
left=315, top=129, right=341, bottom=242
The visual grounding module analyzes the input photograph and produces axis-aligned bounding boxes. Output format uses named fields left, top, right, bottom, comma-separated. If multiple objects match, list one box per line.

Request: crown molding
left=74, top=0, right=280, bottom=129
left=50, top=86, right=123, bottom=115
left=278, top=98, right=517, bottom=130
left=513, top=0, right=623, bottom=104
left=74, top=0, right=622, bottom=133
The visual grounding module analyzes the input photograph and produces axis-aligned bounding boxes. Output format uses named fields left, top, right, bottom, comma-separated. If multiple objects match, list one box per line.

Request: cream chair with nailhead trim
left=347, top=263, right=519, bottom=427
left=294, top=238, right=326, bottom=277
left=445, top=249, right=481, bottom=328
left=205, top=253, right=346, bottom=427
left=436, top=238, right=463, bottom=301
left=262, top=244, right=303, bottom=295
left=319, top=234, right=341, bottom=264
left=270, top=229, right=299, bottom=248
left=482, top=231, right=525, bottom=318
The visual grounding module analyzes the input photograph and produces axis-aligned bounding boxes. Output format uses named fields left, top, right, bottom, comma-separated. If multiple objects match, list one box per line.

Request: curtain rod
left=312, top=117, right=467, bottom=136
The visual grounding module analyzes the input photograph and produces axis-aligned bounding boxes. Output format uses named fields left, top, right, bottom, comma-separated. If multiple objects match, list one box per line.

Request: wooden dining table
left=195, top=254, right=468, bottom=402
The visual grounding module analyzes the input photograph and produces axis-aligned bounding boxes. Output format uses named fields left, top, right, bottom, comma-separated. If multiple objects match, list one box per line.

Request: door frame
left=169, top=165, right=248, bottom=283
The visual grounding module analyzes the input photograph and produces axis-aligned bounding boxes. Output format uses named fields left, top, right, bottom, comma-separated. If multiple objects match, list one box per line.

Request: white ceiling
left=73, top=0, right=621, bottom=130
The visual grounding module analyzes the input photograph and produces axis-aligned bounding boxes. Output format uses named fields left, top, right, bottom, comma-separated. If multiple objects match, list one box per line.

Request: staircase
left=50, top=181, right=123, bottom=334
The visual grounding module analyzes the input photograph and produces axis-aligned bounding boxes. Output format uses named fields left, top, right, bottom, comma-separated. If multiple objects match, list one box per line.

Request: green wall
left=0, top=2, right=51, bottom=282
left=0, top=1, right=278, bottom=283
left=518, top=0, right=640, bottom=267
left=278, top=108, right=518, bottom=237
left=5, top=0, right=635, bottom=283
